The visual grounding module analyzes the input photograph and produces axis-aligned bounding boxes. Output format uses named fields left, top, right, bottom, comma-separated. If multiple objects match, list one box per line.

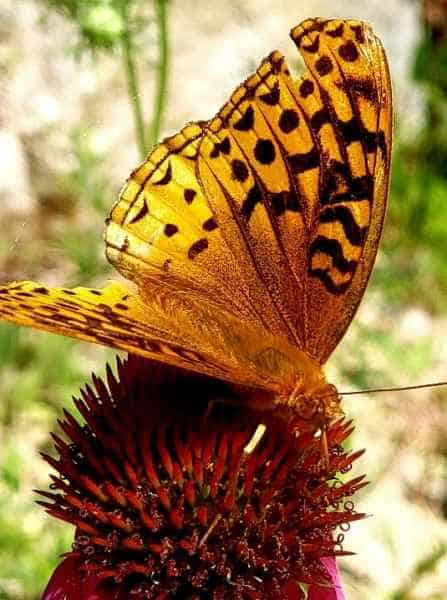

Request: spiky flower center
left=39, top=358, right=366, bottom=599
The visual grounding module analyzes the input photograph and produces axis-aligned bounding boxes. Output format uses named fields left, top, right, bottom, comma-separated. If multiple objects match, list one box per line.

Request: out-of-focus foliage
left=44, top=0, right=126, bottom=50
left=378, top=1, right=447, bottom=312
left=42, top=0, right=169, bottom=155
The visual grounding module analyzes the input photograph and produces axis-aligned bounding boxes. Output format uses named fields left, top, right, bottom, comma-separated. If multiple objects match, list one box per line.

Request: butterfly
left=0, top=18, right=392, bottom=425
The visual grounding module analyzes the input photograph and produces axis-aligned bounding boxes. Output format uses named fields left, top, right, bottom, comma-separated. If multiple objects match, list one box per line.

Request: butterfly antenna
left=340, top=381, right=447, bottom=396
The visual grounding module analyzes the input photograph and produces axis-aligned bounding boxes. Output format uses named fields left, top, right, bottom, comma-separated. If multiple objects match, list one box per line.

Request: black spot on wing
left=202, top=217, right=218, bottom=232
left=259, top=82, right=280, bottom=106
left=184, top=189, right=197, bottom=204
left=153, top=161, right=172, bottom=186
left=129, top=200, right=149, bottom=224
left=241, top=182, right=263, bottom=221
left=114, top=303, right=129, bottom=311
left=287, top=147, right=320, bottom=174
left=233, top=106, right=255, bottom=131
left=339, top=40, right=359, bottom=62
left=319, top=205, right=367, bottom=246
left=254, top=139, right=276, bottom=165
left=188, top=238, right=209, bottom=259
left=299, top=79, right=314, bottom=98
left=278, top=109, right=299, bottom=133
left=210, top=136, right=231, bottom=158
left=231, top=159, right=249, bottom=182
left=315, top=55, right=333, bottom=76
left=164, top=223, right=179, bottom=237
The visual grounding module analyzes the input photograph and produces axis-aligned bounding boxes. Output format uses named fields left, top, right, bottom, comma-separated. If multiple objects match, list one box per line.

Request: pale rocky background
left=0, top=1, right=446, bottom=599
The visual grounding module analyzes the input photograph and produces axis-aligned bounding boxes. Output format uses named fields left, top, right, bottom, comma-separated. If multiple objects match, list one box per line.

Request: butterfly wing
left=105, top=121, right=283, bottom=336
left=0, top=280, right=318, bottom=394
left=197, top=18, right=392, bottom=363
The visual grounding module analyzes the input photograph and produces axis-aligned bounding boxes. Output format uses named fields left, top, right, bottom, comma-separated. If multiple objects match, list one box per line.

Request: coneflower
left=40, top=355, right=366, bottom=599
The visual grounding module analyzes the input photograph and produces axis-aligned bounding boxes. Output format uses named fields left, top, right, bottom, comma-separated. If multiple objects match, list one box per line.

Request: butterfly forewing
left=0, top=280, right=316, bottom=394
left=198, top=18, right=392, bottom=363
left=290, top=19, right=392, bottom=362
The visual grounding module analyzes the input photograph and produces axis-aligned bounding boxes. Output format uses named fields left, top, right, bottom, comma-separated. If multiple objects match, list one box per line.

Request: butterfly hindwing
left=198, top=18, right=392, bottom=363
left=0, top=280, right=316, bottom=394
left=0, top=280, right=206, bottom=373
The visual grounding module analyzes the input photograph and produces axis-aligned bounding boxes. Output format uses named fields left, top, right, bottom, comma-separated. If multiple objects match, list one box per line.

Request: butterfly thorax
left=237, top=364, right=342, bottom=426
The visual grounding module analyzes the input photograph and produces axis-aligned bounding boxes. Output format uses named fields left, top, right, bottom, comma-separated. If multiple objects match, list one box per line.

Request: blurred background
left=0, top=0, right=446, bottom=598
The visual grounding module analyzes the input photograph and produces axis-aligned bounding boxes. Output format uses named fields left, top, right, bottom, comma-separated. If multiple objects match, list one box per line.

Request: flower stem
left=148, top=0, right=170, bottom=149
left=120, top=2, right=147, bottom=158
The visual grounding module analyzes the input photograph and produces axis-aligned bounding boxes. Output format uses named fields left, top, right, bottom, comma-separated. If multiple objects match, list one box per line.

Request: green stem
left=149, top=0, right=170, bottom=149
left=120, top=2, right=147, bottom=158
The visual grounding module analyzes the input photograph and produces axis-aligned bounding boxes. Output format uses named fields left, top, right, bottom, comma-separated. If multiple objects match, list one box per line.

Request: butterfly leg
left=204, top=398, right=216, bottom=420
left=320, top=422, right=330, bottom=472
left=203, top=395, right=243, bottom=421
left=198, top=513, right=222, bottom=548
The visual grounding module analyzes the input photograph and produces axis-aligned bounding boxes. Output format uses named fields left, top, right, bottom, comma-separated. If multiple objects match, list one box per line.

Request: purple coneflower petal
left=307, top=557, right=345, bottom=600
left=43, top=556, right=124, bottom=600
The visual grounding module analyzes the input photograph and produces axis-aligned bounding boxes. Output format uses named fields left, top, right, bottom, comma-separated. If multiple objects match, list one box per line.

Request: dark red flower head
left=39, top=356, right=366, bottom=599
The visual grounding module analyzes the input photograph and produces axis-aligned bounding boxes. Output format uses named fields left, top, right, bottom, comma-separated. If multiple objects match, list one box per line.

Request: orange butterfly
left=0, top=18, right=392, bottom=426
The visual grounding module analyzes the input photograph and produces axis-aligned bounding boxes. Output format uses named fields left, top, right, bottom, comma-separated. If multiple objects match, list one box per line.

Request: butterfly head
left=280, top=381, right=343, bottom=425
